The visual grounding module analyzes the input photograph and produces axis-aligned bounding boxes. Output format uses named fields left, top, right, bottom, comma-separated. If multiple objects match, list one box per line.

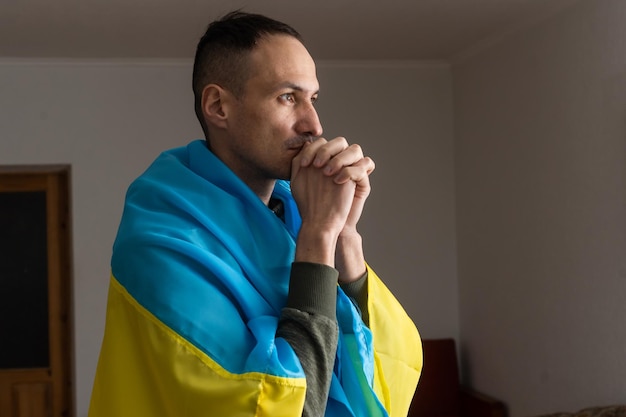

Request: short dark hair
left=192, top=11, right=302, bottom=135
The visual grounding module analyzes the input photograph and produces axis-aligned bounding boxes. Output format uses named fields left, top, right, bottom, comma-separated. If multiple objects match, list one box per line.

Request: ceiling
left=0, top=0, right=578, bottom=61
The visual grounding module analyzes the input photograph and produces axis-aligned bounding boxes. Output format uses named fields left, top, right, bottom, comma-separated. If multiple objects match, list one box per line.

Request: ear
left=201, top=84, right=232, bottom=129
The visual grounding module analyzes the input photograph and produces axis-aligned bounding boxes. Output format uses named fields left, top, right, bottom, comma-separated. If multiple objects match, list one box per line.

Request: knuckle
left=330, top=136, right=349, bottom=149
left=349, top=143, right=362, bottom=153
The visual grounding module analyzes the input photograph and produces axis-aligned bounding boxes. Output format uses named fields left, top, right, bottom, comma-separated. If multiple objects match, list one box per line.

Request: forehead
left=246, top=34, right=319, bottom=93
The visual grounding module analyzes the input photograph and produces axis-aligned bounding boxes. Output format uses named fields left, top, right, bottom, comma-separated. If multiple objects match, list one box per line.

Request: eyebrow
left=277, top=82, right=319, bottom=95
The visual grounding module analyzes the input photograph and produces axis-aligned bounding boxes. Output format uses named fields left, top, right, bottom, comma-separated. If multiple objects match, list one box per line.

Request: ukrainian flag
left=89, top=140, right=421, bottom=417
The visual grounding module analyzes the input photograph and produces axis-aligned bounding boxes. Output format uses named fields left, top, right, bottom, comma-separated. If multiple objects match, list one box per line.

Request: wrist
left=338, top=225, right=360, bottom=241
left=336, top=231, right=366, bottom=283
left=295, top=224, right=339, bottom=266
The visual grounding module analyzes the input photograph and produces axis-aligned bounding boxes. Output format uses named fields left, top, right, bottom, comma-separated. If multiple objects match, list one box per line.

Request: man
left=89, top=11, right=421, bottom=417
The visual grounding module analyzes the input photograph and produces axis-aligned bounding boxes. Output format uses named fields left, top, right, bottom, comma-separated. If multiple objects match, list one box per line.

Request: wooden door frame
left=0, top=165, right=74, bottom=417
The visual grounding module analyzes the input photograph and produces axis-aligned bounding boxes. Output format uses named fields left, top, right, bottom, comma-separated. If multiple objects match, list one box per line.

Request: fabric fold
left=89, top=139, right=421, bottom=417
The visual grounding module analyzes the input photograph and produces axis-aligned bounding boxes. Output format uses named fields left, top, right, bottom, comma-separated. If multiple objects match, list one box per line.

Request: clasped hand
left=290, top=137, right=375, bottom=268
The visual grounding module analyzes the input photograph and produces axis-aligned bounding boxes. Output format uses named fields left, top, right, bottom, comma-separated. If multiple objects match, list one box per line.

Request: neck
left=203, top=138, right=276, bottom=206
left=247, top=179, right=276, bottom=206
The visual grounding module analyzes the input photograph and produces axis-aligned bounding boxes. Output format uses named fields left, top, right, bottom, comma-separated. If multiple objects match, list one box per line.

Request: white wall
left=0, top=59, right=457, bottom=416
left=0, top=60, right=202, bottom=416
left=317, top=62, right=458, bottom=340
left=453, top=0, right=626, bottom=415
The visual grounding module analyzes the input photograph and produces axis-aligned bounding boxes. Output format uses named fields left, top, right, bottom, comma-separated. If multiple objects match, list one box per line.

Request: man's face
left=220, top=34, right=323, bottom=185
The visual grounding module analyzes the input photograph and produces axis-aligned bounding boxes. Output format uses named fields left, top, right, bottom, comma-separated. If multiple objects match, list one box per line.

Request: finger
left=313, top=137, right=350, bottom=168
left=333, top=157, right=375, bottom=184
left=295, top=138, right=327, bottom=167
left=300, top=136, right=349, bottom=167
left=291, top=141, right=318, bottom=179
left=322, top=144, right=365, bottom=176
left=291, top=152, right=302, bottom=181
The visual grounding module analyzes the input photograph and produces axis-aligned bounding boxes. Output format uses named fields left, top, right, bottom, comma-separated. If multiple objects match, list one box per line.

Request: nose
left=296, top=102, right=323, bottom=138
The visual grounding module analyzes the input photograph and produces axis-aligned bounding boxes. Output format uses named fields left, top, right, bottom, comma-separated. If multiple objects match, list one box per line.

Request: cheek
left=238, top=104, right=295, bottom=145
left=232, top=110, right=266, bottom=142
left=257, top=114, right=293, bottom=145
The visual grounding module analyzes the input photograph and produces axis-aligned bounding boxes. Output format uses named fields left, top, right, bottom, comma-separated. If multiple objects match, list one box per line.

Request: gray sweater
left=276, top=262, right=368, bottom=417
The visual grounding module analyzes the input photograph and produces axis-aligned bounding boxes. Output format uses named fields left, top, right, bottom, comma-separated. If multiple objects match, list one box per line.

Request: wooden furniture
left=409, top=338, right=506, bottom=417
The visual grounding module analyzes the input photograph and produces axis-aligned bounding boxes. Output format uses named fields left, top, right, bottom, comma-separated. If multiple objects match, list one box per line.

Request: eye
left=311, top=94, right=319, bottom=105
left=279, top=93, right=295, bottom=103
